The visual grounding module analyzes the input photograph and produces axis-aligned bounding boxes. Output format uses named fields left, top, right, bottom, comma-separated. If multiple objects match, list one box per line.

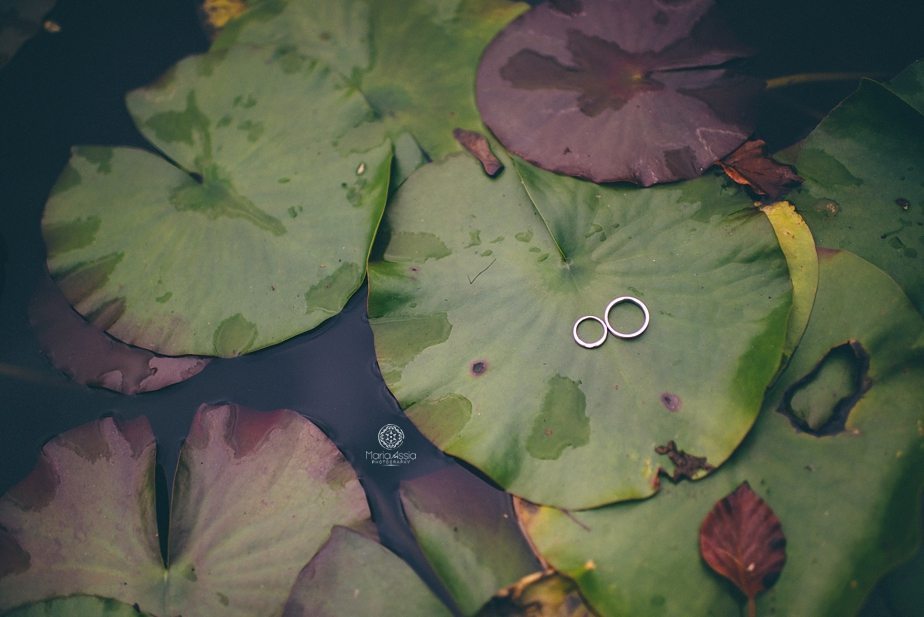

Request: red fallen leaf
left=699, top=482, right=786, bottom=617
left=453, top=128, right=504, bottom=176
left=718, top=139, right=802, bottom=199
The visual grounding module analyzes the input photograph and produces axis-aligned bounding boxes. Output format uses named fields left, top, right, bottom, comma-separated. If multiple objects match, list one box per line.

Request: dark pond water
left=1, top=0, right=921, bottom=613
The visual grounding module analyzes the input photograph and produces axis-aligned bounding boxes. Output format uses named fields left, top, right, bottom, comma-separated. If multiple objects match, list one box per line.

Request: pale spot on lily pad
left=385, top=232, right=451, bottom=262
left=304, top=262, right=361, bottom=316
left=213, top=313, right=258, bottom=356
left=406, top=394, right=472, bottom=448
left=527, top=375, right=590, bottom=460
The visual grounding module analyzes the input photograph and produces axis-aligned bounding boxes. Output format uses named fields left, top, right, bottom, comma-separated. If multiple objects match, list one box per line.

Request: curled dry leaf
left=29, top=275, right=209, bottom=394
left=719, top=139, right=802, bottom=200
left=453, top=128, right=504, bottom=177
left=699, top=482, right=786, bottom=617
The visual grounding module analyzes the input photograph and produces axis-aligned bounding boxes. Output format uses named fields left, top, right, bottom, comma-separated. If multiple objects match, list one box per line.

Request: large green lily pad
left=0, top=403, right=371, bottom=616
left=785, top=60, right=924, bottom=312
left=367, top=154, right=791, bottom=509
left=43, top=43, right=392, bottom=356
left=400, top=466, right=540, bottom=614
left=283, top=525, right=451, bottom=616
left=213, top=0, right=527, bottom=163
left=517, top=250, right=924, bottom=617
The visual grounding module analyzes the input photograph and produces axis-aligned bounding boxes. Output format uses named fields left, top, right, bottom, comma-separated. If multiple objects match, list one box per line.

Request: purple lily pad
left=28, top=275, right=209, bottom=394
left=476, top=0, right=762, bottom=185
left=0, top=403, right=371, bottom=616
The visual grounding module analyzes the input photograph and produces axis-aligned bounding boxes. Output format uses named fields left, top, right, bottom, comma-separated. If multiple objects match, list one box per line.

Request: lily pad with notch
left=368, top=153, right=791, bottom=509
left=476, top=0, right=762, bottom=185
left=516, top=250, right=924, bottom=617
left=0, top=403, right=373, bottom=616
left=43, top=44, right=392, bottom=357
left=212, top=0, right=527, bottom=170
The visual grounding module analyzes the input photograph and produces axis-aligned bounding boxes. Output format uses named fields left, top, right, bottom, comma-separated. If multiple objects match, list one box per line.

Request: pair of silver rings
left=572, top=296, right=650, bottom=349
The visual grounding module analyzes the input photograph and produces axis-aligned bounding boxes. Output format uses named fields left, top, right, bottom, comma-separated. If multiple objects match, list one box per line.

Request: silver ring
left=572, top=315, right=607, bottom=349
left=604, top=296, right=650, bottom=339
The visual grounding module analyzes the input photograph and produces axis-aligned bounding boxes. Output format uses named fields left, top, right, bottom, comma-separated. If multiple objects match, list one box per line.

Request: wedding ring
left=572, top=315, right=607, bottom=349
left=604, top=296, right=650, bottom=339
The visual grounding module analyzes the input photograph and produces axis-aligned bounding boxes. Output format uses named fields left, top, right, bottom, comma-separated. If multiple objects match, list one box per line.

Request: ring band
left=604, top=296, right=650, bottom=339
left=572, top=315, right=607, bottom=349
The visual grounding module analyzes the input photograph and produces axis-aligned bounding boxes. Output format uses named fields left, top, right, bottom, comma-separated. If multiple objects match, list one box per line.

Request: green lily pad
left=785, top=60, right=924, bottom=312
left=400, top=466, right=540, bottom=614
left=283, top=525, right=451, bottom=616
left=0, top=403, right=371, bottom=616
left=517, top=250, right=924, bottom=617
left=0, top=0, right=56, bottom=68
left=213, top=0, right=527, bottom=162
left=367, top=154, right=791, bottom=509
left=43, top=43, right=392, bottom=356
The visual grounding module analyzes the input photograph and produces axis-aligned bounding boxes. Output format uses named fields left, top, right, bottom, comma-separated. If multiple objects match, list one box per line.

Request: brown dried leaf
left=655, top=439, right=714, bottom=482
left=453, top=128, right=504, bottom=176
left=719, top=139, right=802, bottom=200
left=699, top=482, right=786, bottom=616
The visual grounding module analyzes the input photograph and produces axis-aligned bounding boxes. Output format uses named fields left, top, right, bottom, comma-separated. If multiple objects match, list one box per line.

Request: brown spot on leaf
left=0, top=529, right=31, bottom=579
left=660, top=392, right=682, bottom=411
left=6, top=455, right=59, bottom=511
left=699, top=482, right=786, bottom=614
left=453, top=128, right=504, bottom=176
left=718, top=139, right=803, bottom=200
left=470, top=360, right=488, bottom=376
left=655, top=440, right=714, bottom=482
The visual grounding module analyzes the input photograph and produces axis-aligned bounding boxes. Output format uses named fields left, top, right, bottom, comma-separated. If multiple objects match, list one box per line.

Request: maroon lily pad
left=29, top=275, right=209, bottom=394
left=0, top=403, right=371, bottom=616
left=476, top=0, right=762, bottom=185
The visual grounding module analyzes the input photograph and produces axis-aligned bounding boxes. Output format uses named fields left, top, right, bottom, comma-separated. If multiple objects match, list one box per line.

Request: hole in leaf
left=778, top=341, right=870, bottom=436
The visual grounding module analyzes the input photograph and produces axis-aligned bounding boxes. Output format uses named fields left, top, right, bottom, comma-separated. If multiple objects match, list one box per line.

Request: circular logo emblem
left=377, top=424, right=405, bottom=450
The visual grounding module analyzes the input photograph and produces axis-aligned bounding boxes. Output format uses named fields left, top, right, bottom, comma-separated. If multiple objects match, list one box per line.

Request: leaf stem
left=765, top=72, right=885, bottom=89
left=748, top=596, right=757, bottom=617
